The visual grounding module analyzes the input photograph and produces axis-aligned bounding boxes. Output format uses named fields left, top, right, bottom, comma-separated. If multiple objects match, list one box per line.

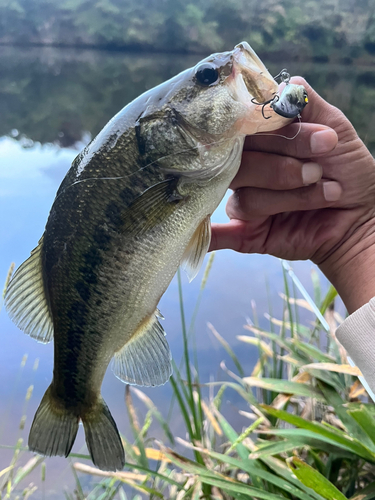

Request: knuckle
left=295, top=185, right=314, bottom=205
left=234, top=188, right=262, bottom=216
left=316, top=103, right=340, bottom=125
left=237, top=188, right=254, bottom=215
left=226, top=190, right=243, bottom=218
left=276, top=158, right=300, bottom=189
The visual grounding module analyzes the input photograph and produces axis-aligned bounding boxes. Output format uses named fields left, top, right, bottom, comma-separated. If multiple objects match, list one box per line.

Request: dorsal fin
left=181, top=215, right=211, bottom=282
left=5, top=236, right=54, bottom=343
left=112, top=310, right=172, bottom=387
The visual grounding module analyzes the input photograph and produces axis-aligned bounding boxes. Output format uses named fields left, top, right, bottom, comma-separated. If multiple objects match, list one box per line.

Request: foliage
left=2, top=257, right=375, bottom=499
left=0, top=0, right=374, bottom=59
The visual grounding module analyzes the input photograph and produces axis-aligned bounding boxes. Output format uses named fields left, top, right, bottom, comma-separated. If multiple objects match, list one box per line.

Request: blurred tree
left=364, top=10, right=375, bottom=54
left=0, top=0, right=373, bottom=58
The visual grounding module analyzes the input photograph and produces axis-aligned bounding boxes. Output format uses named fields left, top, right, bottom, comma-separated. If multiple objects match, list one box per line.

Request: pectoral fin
left=181, top=215, right=211, bottom=282
left=162, top=136, right=244, bottom=183
left=112, top=310, right=172, bottom=387
left=5, top=236, right=54, bottom=343
left=123, top=178, right=184, bottom=236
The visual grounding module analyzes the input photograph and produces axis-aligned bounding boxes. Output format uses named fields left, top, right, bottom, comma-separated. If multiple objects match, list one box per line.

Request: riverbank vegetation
left=0, top=0, right=375, bottom=61
left=2, top=259, right=375, bottom=499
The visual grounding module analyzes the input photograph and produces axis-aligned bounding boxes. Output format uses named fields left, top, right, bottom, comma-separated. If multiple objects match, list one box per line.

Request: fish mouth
left=226, top=42, right=298, bottom=134
left=230, top=41, right=278, bottom=107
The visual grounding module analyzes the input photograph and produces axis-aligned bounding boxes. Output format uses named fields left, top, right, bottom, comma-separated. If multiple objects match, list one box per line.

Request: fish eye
left=195, top=64, right=219, bottom=86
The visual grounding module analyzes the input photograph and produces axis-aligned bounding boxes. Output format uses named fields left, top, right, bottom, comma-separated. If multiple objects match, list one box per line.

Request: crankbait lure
left=252, top=68, right=308, bottom=120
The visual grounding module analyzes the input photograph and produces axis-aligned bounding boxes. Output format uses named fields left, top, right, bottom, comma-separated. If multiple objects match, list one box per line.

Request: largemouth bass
left=5, top=42, right=306, bottom=471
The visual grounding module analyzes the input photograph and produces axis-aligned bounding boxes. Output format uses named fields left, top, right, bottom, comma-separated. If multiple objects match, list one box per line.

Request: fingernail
left=323, top=181, right=341, bottom=201
left=310, top=130, right=337, bottom=155
left=302, top=162, right=322, bottom=185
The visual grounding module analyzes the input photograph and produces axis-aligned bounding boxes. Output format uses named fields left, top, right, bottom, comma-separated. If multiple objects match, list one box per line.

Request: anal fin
left=181, top=215, right=211, bottom=282
left=5, top=235, right=54, bottom=343
left=112, top=311, right=172, bottom=387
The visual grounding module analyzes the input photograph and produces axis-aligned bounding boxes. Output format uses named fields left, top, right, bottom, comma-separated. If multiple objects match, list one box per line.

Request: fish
left=5, top=42, right=304, bottom=471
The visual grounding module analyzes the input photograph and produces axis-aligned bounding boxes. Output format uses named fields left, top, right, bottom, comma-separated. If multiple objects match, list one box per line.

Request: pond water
left=0, top=46, right=374, bottom=497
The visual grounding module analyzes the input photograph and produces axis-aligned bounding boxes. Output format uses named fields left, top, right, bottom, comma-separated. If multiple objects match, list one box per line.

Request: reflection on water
left=0, top=46, right=198, bottom=148
left=1, top=46, right=375, bottom=152
left=0, top=45, right=362, bottom=497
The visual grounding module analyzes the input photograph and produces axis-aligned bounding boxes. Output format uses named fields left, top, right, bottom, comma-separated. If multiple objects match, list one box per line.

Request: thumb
left=290, top=77, right=355, bottom=138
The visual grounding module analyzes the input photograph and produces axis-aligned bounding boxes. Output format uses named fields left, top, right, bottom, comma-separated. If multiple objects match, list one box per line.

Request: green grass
left=2, top=257, right=375, bottom=499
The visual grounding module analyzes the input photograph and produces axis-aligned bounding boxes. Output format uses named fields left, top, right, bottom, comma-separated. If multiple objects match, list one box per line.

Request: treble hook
left=251, top=94, right=279, bottom=120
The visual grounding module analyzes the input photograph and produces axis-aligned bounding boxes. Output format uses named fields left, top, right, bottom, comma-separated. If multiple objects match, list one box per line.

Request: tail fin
left=29, top=387, right=125, bottom=471
left=82, top=397, right=125, bottom=471
left=28, top=385, right=79, bottom=458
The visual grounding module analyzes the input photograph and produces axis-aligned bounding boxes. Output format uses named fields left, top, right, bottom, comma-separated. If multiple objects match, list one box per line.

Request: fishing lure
left=252, top=68, right=308, bottom=120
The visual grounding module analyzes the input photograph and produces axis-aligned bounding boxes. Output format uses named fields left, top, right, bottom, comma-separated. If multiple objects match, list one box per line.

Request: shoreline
left=0, top=41, right=374, bottom=67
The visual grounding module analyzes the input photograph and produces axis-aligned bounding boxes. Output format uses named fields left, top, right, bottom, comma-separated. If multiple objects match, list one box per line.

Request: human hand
left=211, top=77, right=375, bottom=313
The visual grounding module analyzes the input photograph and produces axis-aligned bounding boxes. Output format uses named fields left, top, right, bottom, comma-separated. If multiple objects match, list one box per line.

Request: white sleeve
left=336, top=297, right=375, bottom=393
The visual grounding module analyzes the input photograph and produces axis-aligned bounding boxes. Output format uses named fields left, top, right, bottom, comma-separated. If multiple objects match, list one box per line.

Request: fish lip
left=227, top=44, right=297, bottom=134
left=231, top=42, right=278, bottom=105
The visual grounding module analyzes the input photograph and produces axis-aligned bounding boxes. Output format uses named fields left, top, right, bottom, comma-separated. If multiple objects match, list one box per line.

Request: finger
left=231, top=151, right=322, bottom=191
left=226, top=181, right=342, bottom=219
left=289, top=76, right=350, bottom=128
left=210, top=220, right=252, bottom=252
left=245, top=122, right=338, bottom=159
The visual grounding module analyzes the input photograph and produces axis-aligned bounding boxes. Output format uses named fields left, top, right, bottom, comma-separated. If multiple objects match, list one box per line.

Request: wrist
left=319, top=220, right=375, bottom=314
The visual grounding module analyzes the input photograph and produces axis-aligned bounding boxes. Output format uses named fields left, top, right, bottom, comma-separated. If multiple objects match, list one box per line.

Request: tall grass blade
left=208, top=323, right=244, bottom=377
left=201, top=448, right=322, bottom=500
left=311, top=269, right=321, bottom=306
left=177, top=269, right=199, bottom=438
left=225, top=417, right=264, bottom=454
left=347, top=404, right=375, bottom=446
left=317, top=382, right=375, bottom=448
left=125, top=386, right=148, bottom=468
left=131, top=388, right=174, bottom=444
left=213, top=409, right=264, bottom=489
left=242, top=377, right=325, bottom=400
left=320, top=285, right=338, bottom=316
left=287, top=457, right=347, bottom=500
left=261, top=405, right=375, bottom=462
left=281, top=260, right=330, bottom=331
left=282, top=262, right=295, bottom=338
left=169, top=375, right=194, bottom=439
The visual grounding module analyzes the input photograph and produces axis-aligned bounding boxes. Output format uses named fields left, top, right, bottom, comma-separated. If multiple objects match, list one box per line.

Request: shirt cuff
left=336, top=297, right=375, bottom=392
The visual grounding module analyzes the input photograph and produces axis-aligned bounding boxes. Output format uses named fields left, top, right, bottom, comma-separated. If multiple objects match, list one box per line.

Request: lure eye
left=303, top=90, right=309, bottom=104
left=195, top=64, right=219, bottom=86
